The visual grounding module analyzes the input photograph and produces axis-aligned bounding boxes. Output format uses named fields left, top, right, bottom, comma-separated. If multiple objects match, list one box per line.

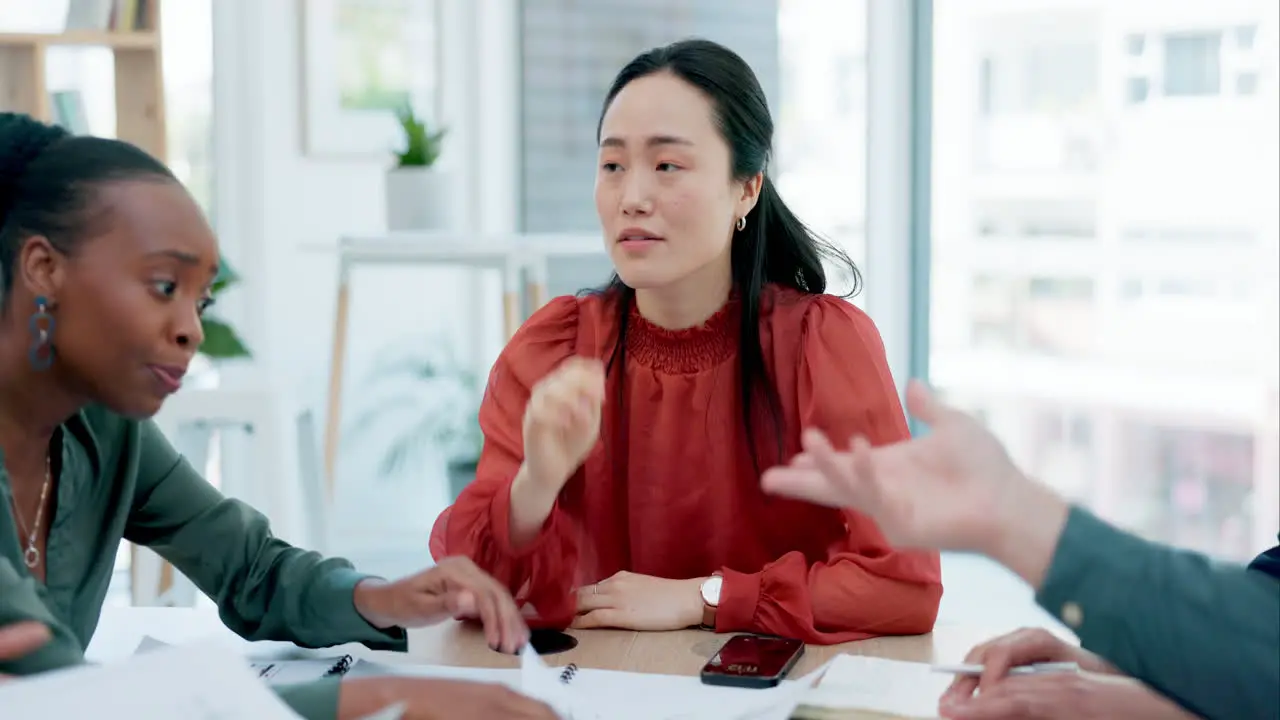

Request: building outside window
left=932, top=0, right=1279, bottom=561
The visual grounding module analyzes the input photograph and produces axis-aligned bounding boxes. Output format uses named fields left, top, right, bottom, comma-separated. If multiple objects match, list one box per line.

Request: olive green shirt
left=1036, top=506, right=1280, bottom=720
left=0, top=406, right=408, bottom=720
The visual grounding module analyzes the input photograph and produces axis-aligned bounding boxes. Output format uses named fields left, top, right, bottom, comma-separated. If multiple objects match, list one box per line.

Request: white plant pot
left=385, top=166, right=453, bottom=231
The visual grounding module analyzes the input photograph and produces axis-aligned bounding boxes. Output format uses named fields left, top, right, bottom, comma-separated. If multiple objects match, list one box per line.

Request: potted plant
left=345, top=337, right=483, bottom=501
left=170, top=256, right=252, bottom=476
left=444, top=412, right=483, bottom=501
left=180, top=256, right=252, bottom=387
left=385, top=104, right=451, bottom=231
left=200, top=256, right=252, bottom=360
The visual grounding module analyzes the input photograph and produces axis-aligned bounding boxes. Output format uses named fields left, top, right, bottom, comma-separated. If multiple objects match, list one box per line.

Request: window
left=1138, top=426, right=1258, bottom=559
left=1121, top=227, right=1255, bottom=245
left=776, top=0, right=869, bottom=292
left=1235, top=71, right=1259, bottom=95
left=1125, top=22, right=1262, bottom=103
left=1127, top=77, right=1151, bottom=104
left=832, top=54, right=866, bottom=116
left=979, top=56, right=995, bottom=115
left=1125, top=34, right=1146, bottom=57
left=1155, top=277, right=1216, bottom=298
left=1121, top=277, right=1145, bottom=299
left=978, top=41, right=1098, bottom=115
left=1163, top=31, right=1223, bottom=97
left=1233, top=24, right=1258, bottom=50
left=932, top=3, right=1279, bottom=561
left=975, top=199, right=1097, bottom=239
left=1028, top=276, right=1093, bottom=299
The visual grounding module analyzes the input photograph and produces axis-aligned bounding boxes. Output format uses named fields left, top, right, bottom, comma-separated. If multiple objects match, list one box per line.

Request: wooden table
left=93, top=609, right=1072, bottom=719
left=406, top=620, right=1059, bottom=677
left=403, top=621, right=1074, bottom=719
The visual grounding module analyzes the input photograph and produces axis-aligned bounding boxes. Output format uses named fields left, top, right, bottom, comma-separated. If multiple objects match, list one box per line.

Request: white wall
left=212, top=0, right=518, bottom=548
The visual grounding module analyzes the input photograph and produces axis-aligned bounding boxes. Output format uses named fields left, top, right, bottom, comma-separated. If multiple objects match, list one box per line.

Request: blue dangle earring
left=28, top=295, right=56, bottom=371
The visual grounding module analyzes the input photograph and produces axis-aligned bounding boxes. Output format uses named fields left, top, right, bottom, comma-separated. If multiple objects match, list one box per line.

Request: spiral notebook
left=135, top=636, right=366, bottom=686
left=251, top=654, right=362, bottom=685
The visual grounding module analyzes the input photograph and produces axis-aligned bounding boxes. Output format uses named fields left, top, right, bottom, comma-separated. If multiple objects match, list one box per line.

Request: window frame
left=865, top=0, right=932, bottom=434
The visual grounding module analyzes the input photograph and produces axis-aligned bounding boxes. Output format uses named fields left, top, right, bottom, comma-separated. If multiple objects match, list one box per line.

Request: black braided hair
left=0, top=112, right=175, bottom=302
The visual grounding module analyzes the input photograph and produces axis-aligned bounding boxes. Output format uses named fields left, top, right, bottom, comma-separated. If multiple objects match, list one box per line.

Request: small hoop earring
left=28, top=295, right=56, bottom=371
left=736, top=216, right=747, bottom=231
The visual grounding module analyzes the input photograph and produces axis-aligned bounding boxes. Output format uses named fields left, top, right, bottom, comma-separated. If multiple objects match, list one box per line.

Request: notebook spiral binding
left=323, top=655, right=355, bottom=677
left=558, top=663, right=579, bottom=685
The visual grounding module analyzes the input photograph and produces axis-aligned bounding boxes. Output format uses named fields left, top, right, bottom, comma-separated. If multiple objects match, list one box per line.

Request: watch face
left=701, top=576, right=723, bottom=606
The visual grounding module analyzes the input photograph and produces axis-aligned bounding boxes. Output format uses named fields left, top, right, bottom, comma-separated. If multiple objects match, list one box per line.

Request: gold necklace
left=9, top=456, right=51, bottom=569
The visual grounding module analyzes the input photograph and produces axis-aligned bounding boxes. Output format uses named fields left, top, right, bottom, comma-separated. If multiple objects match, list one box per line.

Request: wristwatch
left=699, top=574, right=722, bottom=629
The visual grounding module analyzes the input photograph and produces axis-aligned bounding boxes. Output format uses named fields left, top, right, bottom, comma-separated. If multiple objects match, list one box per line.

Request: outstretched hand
left=762, top=380, right=1023, bottom=552
left=761, top=380, right=1068, bottom=570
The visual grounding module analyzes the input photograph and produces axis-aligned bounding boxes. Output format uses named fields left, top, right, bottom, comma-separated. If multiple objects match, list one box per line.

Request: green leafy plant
left=346, top=338, right=482, bottom=478
left=199, top=256, right=252, bottom=360
left=393, top=104, right=446, bottom=168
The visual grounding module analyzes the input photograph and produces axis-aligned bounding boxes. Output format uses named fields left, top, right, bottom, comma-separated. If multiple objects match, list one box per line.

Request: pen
left=930, top=661, right=1080, bottom=677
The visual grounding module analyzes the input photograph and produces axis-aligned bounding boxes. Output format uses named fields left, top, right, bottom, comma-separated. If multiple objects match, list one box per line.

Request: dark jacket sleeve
left=126, top=419, right=406, bottom=652
left=1036, top=506, right=1280, bottom=720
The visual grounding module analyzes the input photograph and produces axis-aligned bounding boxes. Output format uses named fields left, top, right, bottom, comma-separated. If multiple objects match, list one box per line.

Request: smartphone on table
left=699, top=634, right=805, bottom=689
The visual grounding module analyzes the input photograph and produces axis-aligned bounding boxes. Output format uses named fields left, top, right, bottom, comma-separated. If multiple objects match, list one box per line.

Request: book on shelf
left=50, top=90, right=89, bottom=134
left=63, top=0, right=153, bottom=33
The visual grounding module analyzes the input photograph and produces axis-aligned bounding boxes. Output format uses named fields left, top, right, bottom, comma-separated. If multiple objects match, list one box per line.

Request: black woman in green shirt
left=763, top=380, right=1279, bottom=720
left=0, top=113, right=555, bottom=720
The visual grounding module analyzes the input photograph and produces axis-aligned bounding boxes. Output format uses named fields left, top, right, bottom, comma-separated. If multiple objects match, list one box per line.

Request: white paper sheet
left=796, top=654, right=952, bottom=719
left=518, top=644, right=834, bottom=720
left=0, top=642, right=303, bottom=719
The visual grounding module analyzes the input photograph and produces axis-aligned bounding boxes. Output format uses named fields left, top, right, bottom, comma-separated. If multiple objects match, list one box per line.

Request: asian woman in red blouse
left=430, top=38, right=942, bottom=644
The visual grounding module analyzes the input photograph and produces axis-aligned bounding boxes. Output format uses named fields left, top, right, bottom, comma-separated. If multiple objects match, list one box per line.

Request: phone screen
left=700, top=635, right=804, bottom=687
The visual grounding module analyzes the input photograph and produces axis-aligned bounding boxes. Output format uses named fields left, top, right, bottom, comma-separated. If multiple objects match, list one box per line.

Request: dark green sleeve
left=0, top=560, right=87, bottom=674
left=125, top=420, right=408, bottom=653
left=1036, top=505, right=1280, bottom=720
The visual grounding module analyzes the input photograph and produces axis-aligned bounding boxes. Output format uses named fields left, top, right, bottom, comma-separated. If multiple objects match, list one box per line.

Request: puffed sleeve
left=717, top=296, right=944, bottom=641
left=428, top=296, right=584, bottom=627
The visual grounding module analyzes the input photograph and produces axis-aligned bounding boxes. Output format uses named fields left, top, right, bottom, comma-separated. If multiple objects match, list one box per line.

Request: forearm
left=1034, top=506, right=1280, bottom=720
left=194, top=538, right=404, bottom=650
left=275, top=679, right=343, bottom=720
left=128, top=450, right=403, bottom=651
left=335, top=678, right=401, bottom=720
left=983, top=479, right=1071, bottom=591
left=276, top=677, right=412, bottom=720
left=507, top=463, right=561, bottom=548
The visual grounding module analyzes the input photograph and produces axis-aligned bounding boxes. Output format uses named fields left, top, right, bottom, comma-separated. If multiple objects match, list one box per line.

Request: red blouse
left=430, top=285, right=942, bottom=644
